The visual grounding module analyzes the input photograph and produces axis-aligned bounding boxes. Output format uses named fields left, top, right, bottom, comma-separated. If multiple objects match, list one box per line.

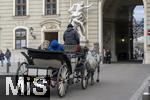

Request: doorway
left=44, top=32, right=58, bottom=42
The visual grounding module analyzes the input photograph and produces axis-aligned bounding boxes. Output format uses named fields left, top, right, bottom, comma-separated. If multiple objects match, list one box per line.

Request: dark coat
left=0, top=53, right=4, bottom=60
left=63, top=27, right=80, bottom=45
left=48, top=40, right=64, bottom=51
left=106, top=51, right=111, bottom=58
left=5, top=50, right=11, bottom=59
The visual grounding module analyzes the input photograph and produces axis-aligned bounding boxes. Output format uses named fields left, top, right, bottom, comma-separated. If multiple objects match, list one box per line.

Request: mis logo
left=6, top=77, right=48, bottom=95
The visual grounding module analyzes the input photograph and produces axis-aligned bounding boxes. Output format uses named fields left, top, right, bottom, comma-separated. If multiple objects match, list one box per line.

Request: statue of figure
left=68, top=1, right=93, bottom=39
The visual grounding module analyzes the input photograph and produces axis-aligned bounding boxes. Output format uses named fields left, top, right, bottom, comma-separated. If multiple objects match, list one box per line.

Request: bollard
left=142, top=92, right=150, bottom=100
left=18, top=61, right=20, bottom=67
left=148, top=85, right=150, bottom=93
left=6, top=63, right=9, bottom=73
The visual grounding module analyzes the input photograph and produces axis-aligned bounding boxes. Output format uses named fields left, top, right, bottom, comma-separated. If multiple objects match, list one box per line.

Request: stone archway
left=100, top=0, right=145, bottom=62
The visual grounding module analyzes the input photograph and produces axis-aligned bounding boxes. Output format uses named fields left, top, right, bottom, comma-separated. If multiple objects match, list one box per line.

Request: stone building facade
left=0, top=0, right=98, bottom=63
left=0, top=0, right=150, bottom=64
left=0, top=0, right=98, bottom=49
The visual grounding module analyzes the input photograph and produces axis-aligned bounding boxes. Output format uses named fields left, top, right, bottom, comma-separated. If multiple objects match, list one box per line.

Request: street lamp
left=121, top=38, right=125, bottom=42
left=29, top=27, right=36, bottom=39
left=29, top=27, right=34, bottom=34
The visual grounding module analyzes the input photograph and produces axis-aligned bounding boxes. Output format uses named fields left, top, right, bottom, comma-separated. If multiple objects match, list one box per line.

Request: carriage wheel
left=57, top=65, right=69, bottom=97
left=81, top=66, right=88, bottom=89
left=16, top=62, right=28, bottom=95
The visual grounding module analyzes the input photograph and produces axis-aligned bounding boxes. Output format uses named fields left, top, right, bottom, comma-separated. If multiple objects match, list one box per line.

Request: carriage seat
left=25, top=48, right=69, bottom=69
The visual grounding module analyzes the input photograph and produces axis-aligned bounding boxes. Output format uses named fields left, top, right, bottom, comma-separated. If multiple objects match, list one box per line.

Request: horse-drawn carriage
left=16, top=45, right=100, bottom=97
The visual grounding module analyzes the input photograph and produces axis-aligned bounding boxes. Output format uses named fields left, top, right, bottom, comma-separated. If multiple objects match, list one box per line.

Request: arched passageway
left=103, top=0, right=144, bottom=62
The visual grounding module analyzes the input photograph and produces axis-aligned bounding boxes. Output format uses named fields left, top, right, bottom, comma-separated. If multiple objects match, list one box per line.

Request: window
left=45, top=0, right=57, bottom=15
left=15, top=0, right=26, bottom=16
left=15, top=29, right=27, bottom=49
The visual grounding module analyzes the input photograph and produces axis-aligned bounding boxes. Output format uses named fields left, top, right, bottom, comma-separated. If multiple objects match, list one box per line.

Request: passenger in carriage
left=48, top=40, right=72, bottom=75
left=38, top=40, right=50, bottom=50
left=48, top=40, right=64, bottom=51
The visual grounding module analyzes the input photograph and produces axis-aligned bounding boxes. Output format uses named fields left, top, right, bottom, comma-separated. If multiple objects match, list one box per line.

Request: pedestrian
left=48, top=40, right=64, bottom=51
left=63, top=24, right=80, bottom=51
left=5, top=49, right=11, bottom=66
left=142, top=52, right=144, bottom=64
left=38, top=40, right=50, bottom=50
left=106, top=49, right=111, bottom=64
left=103, top=48, right=107, bottom=63
left=0, top=50, right=5, bottom=67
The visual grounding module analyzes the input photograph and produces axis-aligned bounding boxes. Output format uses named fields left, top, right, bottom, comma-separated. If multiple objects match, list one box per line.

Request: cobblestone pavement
left=50, top=64, right=150, bottom=100
left=0, top=63, right=150, bottom=100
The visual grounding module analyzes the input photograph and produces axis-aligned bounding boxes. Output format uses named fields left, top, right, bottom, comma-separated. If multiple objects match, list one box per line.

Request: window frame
left=43, top=0, right=59, bottom=15
left=15, top=28, right=27, bottom=49
left=13, top=0, right=29, bottom=16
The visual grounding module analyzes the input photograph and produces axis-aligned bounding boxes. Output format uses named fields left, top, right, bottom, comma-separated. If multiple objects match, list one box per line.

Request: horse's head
left=86, top=50, right=100, bottom=63
left=86, top=50, right=92, bottom=59
left=86, top=50, right=98, bottom=70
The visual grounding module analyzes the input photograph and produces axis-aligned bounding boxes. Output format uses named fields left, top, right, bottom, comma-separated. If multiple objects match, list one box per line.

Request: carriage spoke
left=57, top=65, right=68, bottom=97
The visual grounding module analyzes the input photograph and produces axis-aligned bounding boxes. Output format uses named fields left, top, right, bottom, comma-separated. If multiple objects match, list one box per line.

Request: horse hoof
left=91, top=83, right=94, bottom=86
left=96, top=80, right=99, bottom=83
left=91, top=80, right=94, bottom=85
left=91, top=82, right=94, bottom=86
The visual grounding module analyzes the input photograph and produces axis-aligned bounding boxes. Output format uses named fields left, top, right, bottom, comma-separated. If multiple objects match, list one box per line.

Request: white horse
left=85, top=50, right=100, bottom=85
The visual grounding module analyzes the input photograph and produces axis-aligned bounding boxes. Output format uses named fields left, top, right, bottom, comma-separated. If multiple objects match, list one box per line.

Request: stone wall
left=0, top=0, right=99, bottom=63
left=144, top=1, right=150, bottom=64
left=0, top=0, right=99, bottom=50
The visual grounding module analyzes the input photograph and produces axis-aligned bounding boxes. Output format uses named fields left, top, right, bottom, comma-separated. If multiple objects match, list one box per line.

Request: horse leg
left=86, top=69, right=90, bottom=85
left=96, top=65, right=100, bottom=83
left=91, top=70, right=94, bottom=85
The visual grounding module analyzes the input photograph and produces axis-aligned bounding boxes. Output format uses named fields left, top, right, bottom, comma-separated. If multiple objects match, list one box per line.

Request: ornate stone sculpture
left=42, top=23, right=60, bottom=32
left=68, top=1, right=93, bottom=39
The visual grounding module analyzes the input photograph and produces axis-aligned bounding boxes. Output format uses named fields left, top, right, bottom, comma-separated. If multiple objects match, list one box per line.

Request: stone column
left=111, top=24, right=117, bottom=62
left=144, top=1, right=150, bottom=64
left=98, top=0, right=103, bottom=53
left=0, top=28, right=1, bottom=49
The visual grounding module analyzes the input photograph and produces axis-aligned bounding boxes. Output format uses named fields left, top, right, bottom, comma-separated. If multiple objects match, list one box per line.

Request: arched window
left=15, top=29, right=27, bottom=49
